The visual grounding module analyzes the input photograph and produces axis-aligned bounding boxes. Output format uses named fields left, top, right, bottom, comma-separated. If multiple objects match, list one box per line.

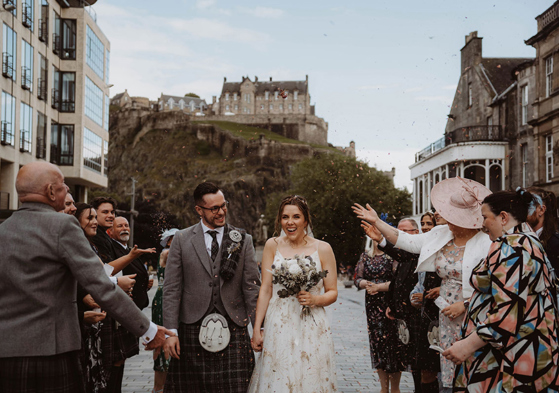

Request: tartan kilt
left=100, top=316, right=139, bottom=366
left=0, top=351, right=85, bottom=393
left=165, top=320, right=255, bottom=393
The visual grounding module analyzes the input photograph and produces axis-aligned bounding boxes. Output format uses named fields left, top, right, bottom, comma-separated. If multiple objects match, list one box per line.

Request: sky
left=94, top=0, right=550, bottom=191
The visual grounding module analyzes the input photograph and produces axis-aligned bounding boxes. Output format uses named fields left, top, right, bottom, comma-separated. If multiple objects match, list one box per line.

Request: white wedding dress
left=248, top=249, right=338, bottom=393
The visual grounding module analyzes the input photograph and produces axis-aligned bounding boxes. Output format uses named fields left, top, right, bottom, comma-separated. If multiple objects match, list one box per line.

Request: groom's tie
left=208, top=231, right=219, bottom=261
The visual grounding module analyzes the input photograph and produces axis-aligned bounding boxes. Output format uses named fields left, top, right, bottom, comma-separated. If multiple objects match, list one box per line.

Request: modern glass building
left=0, top=0, right=110, bottom=211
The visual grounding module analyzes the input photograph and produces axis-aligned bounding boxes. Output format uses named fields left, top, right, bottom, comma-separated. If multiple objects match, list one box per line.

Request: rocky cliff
left=107, top=108, right=339, bottom=235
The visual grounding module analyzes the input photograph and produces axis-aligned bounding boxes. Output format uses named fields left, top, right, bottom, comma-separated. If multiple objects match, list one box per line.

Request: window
left=487, top=116, right=493, bottom=126
left=21, top=40, right=33, bottom=91
left=2, top=24, right=16, bottom=81
left=289, top=103, right=292, bottom=111
left=546, top=134, right=554, bottom=182
left=274, top=91, right=278, bottom=100
left=103, top=140, right=108, bottom=177
left=36, top=111, right=46, bottom=159
left=50, top=122, right=73, bottom=165
left=233, top=93, right=237, bottom=101
left=225, top=93, right=229, bottom=101
left=83, top=127, right=102, bottom=173
left=247, top=109, right=250, bottom=114
left=244, top=94, right=250, bottom=103
left=85, top=77, right=103, bottom=125
left=1, top=91, right=15, bottom=145
left=521, top=144, right=528, bottom=188
left=279, top=104, right=283, bottom=110
left=468, top=83, right=472, bottom=107
left=298, top=103, right=303, bottom=112
left=52, top=69, right=75, bottom=112
left=39, top=1, right=48, bottom=43
left=22, top=0, right=33, bottom=31
left=265, top=91, right=269, bottom=100
left=521, top=85, right=528, bottom=125
left=105, top=49, right=110, bottom=84
left=234, top=104, right=238, bottom=111
left=54, top=16, right=76, bottom=60
left=294, top=90, right=298, bottom=100
left=86, top=26, right=104, bottom=79
left=38, top=53, right=47, bottom=100
left=189, top=101, right=195, bottom=111
left=547, top=56, right=554, bottom=98
left=19, top=103, right=32, bottom=152
left=269, top=104, right=273, bottom=110
left=104, top=95, right=109, bottom=131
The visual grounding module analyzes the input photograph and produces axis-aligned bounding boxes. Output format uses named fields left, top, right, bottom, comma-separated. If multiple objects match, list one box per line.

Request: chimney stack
left=224, top=77, right=227, bottom=82
left=270, top=77, right=272, bottom=81
left=255, top=76, right=258, bottom=82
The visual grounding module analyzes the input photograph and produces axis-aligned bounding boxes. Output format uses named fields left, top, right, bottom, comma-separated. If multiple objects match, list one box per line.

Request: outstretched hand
left=352, top=203, right=379, bottom=224
left=130, top=245, right=156, bottom=258
left=361, top=221, right=383, bottom=242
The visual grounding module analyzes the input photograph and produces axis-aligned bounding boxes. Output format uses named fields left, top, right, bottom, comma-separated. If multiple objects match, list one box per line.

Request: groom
left=163, top=182, right=261, bottom=392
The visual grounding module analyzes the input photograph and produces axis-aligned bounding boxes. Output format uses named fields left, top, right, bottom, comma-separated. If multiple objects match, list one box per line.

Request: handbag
left=199, top=313, right=231, bottom=353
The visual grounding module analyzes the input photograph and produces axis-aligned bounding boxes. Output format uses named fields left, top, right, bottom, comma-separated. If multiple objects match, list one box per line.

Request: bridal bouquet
left=271, top=254, right=328, bottom=318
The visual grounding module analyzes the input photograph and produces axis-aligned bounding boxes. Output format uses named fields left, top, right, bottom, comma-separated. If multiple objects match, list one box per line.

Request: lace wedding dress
left=248, top=249, right=338, bottom=393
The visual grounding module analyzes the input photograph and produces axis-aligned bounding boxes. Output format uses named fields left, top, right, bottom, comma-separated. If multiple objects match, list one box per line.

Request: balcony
left=2, top=0, right=15, bottom=13
left=21, top=67, right=31, bottom=90
left=51, top=88, right=59, bottom=110
left=537, top=2, right=559, bottom=32
left=2, top=52, right=13, bottom=79
left=36, top=136, right=46, bottom=159
left=0, top=192, right=9, bottom=210
left=19, top=133, right=30, bottom=152
left=52, top=33, right=61, bottom=55
left=38, top=78, right=47, bottom=101
left=22, top=3, right=32, bottom=29
left=1, top=121, right=13, bottom=146
left=415, top=125, right=504, bottom=163
left=38, top=19, right=48, bottom=43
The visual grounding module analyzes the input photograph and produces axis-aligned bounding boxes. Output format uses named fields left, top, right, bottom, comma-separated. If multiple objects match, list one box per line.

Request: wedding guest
left=91, top=196, right=118, bottom=263
left=62, top=192, right=77, bottom=215
left=152, top=228, right=179, bottom=393
left=354, top=236, right=404, bottom=393
left=249, top=195, right=337, bottom=392
left=526, top=186, right=559, bottom=271
left=0, top=162, right=170, bottom=393
left=445, top=189, right=559, bottom=392
left=420, top=211, right=436, bottom=233
left=375, top=219, right=423, bottom=392
left=353, top=177, right=492, bottom=393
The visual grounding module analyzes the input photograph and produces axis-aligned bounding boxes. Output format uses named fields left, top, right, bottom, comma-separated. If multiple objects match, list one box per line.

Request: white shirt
left=200, top=220, right=224, bottom=257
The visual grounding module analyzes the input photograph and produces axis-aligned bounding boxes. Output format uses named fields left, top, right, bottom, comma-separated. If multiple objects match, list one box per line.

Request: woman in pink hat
left=353, top=177, right=492, bottom=393
left=444, top=189, right=559, bottom=392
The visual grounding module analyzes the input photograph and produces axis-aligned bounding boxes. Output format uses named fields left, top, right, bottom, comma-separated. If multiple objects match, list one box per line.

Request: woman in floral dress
left=355, top=242, right=405, bottom=393
left=445, top=189, right=559, bottom=392
left=353, top=177, right=493, bottom=393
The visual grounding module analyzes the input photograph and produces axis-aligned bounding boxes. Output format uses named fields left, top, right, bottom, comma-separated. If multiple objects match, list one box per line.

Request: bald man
left=0, top=162, right=173, bottom=393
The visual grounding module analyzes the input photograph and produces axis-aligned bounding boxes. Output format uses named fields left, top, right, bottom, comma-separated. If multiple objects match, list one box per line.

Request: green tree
left=184, top=93, right=200, bottom=98
left=275, top=153, right=411, bottom=268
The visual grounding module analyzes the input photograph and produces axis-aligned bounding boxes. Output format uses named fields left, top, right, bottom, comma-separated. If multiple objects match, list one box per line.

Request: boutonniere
left=226, top=241, right=242, bottom=259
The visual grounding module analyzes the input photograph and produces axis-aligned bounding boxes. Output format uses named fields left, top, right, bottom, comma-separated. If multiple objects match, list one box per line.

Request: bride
left=249, top=195, right=338, bottom=392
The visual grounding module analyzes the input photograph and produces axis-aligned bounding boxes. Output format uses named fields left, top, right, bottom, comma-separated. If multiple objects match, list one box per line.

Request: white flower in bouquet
left=286, top=259, right=298, bottom=267
left=288, top=264, right=302, bottom=275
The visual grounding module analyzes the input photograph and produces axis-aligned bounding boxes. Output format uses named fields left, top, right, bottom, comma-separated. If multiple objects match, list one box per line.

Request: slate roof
left=112, top=92, right=125, bottom=100
left=160, top=94, right=207, bottom=106
left=480, top=58, right=533, bottom=95
left=221, top=79, right=308, bottom=95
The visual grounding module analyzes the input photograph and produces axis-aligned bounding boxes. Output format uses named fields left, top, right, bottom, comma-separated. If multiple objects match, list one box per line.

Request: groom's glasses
left=197, top=201, right=229, bottom=214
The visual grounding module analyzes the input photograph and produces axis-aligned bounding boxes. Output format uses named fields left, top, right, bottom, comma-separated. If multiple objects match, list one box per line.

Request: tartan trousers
left=0, top=351, right=85, bottom=393
left=165, top=321, right=255, bottom=393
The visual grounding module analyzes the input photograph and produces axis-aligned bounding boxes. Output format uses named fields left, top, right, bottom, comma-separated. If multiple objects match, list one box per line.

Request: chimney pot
left=270, top=77, right=272, bottom=81
left=224, top=77, right=227, bottom=82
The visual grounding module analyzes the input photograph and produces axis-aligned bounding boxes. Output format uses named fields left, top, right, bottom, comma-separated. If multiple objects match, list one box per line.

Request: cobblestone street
left=122, top=281, right=414, bottom=392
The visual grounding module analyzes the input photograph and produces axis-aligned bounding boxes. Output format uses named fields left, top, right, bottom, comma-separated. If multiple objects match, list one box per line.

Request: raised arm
left=352, top=203, right=401, bottom=245
left=108, top=245, right=156, bottom=275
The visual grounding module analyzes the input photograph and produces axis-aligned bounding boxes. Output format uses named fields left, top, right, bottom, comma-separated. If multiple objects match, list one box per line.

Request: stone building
left=0, top=0, right=111, bottom=212
left=157, top=93, right=208, bottom=115
left=211, top=75, right=328, bottom=146
left=111, top=89, right=130, bottom=107
left=526, top=1, right=559, bottom=195
left=409, top=31, right=530, bottom=215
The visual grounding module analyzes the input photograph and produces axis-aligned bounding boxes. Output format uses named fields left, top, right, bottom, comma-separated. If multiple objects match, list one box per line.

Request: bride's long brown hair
left=273, top=195, right=314, bottom=239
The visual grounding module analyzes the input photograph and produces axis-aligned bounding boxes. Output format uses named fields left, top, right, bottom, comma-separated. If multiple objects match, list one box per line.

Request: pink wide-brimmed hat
left=430, top=177, right=492, bottom=229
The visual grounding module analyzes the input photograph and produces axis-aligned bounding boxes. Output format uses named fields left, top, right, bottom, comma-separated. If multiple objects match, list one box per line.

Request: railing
left=1, top=121, right=13, bottom=145
left=22, top=3, right=32, bottom=28
left=52, top=33, right=61, bottom=55
left=2, top=0, right=15, bottom=13
left=50, top=143, right=74, bottom=166
left=38, top=19, right=48, bottom=43
left=60, top=99, right=75, bottom=112
left=415, top=125, right=504, bottom=163
left=36, top=136, right=46, bottom=159
left=38, top=78, right=47, bottom=101
left=51, top=88, right=59, bottom=110
left=2, top=52, right=13, bottom=79
left=61, top=46, right=75, bottom=60
left=0, top=192, right=9, bottom=210
left=19, top=132, right=30, bottom=152
left=537, top=2, right=559, bottom=32
left=21, top=66, right=31, bottom=90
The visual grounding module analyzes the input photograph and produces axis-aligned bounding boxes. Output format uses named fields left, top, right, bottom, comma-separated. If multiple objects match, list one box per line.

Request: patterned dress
left=152, top=263, right=170, bottom=372
left=454, top=223, right=559, bottom=392
left=354, top=252, right=406, bottom=373
left=434, top=240, right=466, bottom=389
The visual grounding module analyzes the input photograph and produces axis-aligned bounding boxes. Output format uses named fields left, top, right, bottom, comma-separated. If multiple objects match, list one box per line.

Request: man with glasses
left=163, top=182, right=261, bottom=392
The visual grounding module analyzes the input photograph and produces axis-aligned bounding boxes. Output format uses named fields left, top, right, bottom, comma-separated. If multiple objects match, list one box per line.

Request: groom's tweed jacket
left=163, top=222, right=261, bottom=328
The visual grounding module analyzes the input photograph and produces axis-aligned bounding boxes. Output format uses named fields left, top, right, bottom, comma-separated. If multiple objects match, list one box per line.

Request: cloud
left=168, top=18, right=270, bottom=44
left=196, top=0, right=216, bottom=9
left=240, top=6, right=285, bottom=18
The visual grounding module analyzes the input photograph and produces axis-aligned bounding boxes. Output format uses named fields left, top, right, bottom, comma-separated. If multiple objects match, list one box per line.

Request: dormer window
left=225, top=93, right=229, bottom=101
left=234, top=93, right=237, bottom=101
left=274, top=91, right=278, bottom=100
left=294, top=91, right=298, bottom=100
left=265, top=91, right=269, bottom=100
